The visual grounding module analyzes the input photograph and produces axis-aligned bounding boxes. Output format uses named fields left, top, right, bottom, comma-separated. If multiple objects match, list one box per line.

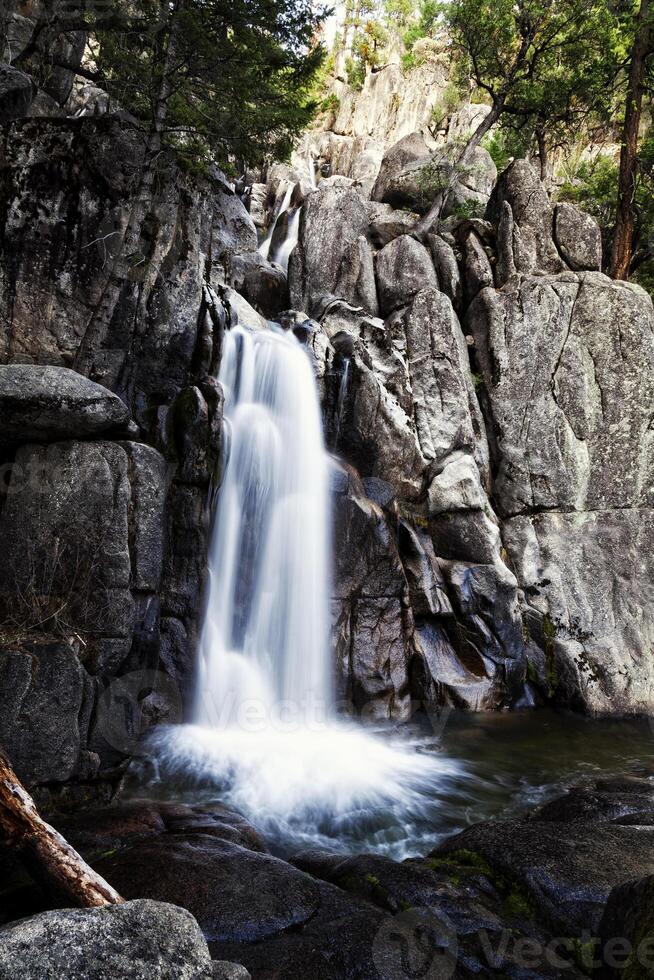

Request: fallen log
left=0, top=747, right=124, bottom=908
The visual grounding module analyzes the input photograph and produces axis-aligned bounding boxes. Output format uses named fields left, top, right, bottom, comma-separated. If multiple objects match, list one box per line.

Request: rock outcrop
left=0, top=365, right=130, bottom=447
left=283, top=150, right=654, bottom=717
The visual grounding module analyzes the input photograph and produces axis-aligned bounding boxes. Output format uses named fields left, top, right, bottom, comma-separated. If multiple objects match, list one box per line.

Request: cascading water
left=154, top=319, right=465, bottom=857
left=258, top=183, right=293, bottom=261
left=274, top=207, right=301, bottom=274
left=195, top=323, right=331, bottom=727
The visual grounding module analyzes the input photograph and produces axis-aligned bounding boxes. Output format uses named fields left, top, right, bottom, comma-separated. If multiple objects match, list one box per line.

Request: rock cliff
left=0, top=20, right=653, bottom=809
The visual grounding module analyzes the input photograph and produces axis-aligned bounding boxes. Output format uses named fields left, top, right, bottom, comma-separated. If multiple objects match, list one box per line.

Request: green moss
left=427, top=849, right=494, bottom=878
left=542, top=615, right=559, bottom=696
left=503, top=884, right=537, bottom=920
left=543, top=615, right=557, bottom=640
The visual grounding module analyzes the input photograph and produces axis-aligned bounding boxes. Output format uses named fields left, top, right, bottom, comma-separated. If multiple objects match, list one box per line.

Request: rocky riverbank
left=2, top=769, right=654, bottom=978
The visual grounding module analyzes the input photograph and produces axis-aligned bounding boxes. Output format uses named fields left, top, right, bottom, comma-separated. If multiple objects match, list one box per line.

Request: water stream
left=151, top=317, right=654, bottom=860
left=155, top=320, right=454, bottom=856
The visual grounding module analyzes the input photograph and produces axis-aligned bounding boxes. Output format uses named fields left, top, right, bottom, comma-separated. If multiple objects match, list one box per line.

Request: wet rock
left=0, top=63, right=33, bottom=123
left=434, top=816, right=654, bottom=935
left=212, top=963, right=251, bottom=980
left=0, top=437, right=171, bottom=783
left=0, top=899, right=214, bottom=980
left=292, top=847, right=584, bottom=978
left=374, top=235, right=437, bottom=315
left=211, top=182, right=258, bottom=259
left=0, top=366, right=129, bottom=448
left=57, top=800, right=269, bottom=857
left=94, top=836, right=321, bottom=943
left=531, top=779, right=654, bottom=825
left=597, top=875, right=654, bottom=979
left=332, top=478, right=414, bottom=719
left=0, top=640, right=92, bottom=785
left=246, top=182, right=268, bottom=229
left=228, top=253, right=288, bottom=319
left=554, top=202, right=602, bottom=271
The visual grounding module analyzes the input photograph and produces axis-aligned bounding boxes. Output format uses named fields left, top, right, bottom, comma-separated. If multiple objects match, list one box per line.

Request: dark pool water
left=136, top=709, right=654, bottom=860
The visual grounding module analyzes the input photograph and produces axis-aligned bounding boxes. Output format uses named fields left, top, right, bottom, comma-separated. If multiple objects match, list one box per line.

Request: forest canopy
left=13, top=0, right=327, bottom=169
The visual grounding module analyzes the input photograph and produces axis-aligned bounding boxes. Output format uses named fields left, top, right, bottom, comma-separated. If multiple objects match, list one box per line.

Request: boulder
left=439, top=144, right=497, bottom=218
left=487, top=159, right=565, bottom=276
left=462, top=231, right=494, bottom=305
left=211, top=182, right=258, bottom=259
left=0, top=900, right=214, bottom=980
left=288, top=184, right=376, bottom=317
left=0, top=63, right=33, bottom=123
left=94, top=835, right=321, bottom=943
left=435, top=816, right=654, bottom=936
left=427, top=234, right=462, bottom=307
left=246, top=182, right=268, bottom=229
left=365, top=201, right=419, bottom=247
left=212, top=963, right=251, bottom=980
left=0, top=366, right=129, bottom=448
left=229, top=252, right=288, bottom=318
left=375, top=235, right=438, bottom=315
left=371, top=131, right=432, bottom=210
left=598, top=876, right=654, bottom=979
left=554, top=202, right=602, bottom=271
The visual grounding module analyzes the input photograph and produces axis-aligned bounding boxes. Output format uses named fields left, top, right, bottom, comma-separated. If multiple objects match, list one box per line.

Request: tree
left=416, top=0, right=619, bottom=233
left=17, top=0, right=325, bottom=170
left=610, top=0, right=654, bottom=279
left=0, top=747, right=123, bottom=908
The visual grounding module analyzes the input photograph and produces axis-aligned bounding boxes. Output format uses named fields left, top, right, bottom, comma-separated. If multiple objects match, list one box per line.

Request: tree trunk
left=415, top=98, right=503, bottom=238
left=0, top=749, right=123, bottom=908
left=536, top=129, right=548, bottom=183
left=73, top=0, right=181, bottom=375
left=610, top=0, right=651, bottom=280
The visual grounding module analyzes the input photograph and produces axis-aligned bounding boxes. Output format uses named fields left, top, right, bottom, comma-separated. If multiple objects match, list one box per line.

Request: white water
left=195, top=324, right=331, bottom=724
left=156, top=320, right=463, bottom=857
left=275, top=207, right=301, bottom=274
left=258, top=183, right=293, bottom=261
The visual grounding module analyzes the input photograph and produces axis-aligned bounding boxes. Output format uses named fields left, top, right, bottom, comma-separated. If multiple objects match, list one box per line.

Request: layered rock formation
left=261, top=148, right=654, bottom=719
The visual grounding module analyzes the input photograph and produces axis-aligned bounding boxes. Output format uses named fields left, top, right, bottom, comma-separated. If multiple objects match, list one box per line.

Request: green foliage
left=401, top=0, right=442, bottom=69
left=430, top=81, right=464, bottom=129
left=558, top=155, right=620, bottom=257
left=71, top=0, right=326, bottom=168
left=482, top=133, right=511, bottom=173
left=443, top=0, right=620, bottom=161
left=558, top=141, right=654, bottom=293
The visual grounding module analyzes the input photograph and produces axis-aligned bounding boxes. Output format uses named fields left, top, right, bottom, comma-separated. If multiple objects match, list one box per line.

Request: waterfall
left=274, top=207, right=301, bottom=274
left=154, top=317, right=463, bottom=858
left=195, top=324, right=330, bottom=728
left=258, top=183, right=293, bottom=261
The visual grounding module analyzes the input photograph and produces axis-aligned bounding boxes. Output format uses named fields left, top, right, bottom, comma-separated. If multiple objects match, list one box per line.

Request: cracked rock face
left=469, top=273, right=654, bottom=516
